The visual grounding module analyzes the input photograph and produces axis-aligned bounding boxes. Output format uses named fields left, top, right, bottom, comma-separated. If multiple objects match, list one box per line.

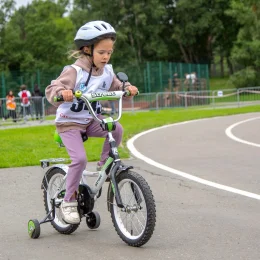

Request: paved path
left=0, top=113, right=260, bottom=260
left=0, top=119, right=54, bottom=130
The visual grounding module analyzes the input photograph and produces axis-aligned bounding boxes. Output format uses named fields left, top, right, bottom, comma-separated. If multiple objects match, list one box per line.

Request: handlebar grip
left=124, top=90, right=139, bottom=97
left=54, top=90, right=81, bottom=102
left=54, top=95, right=64, bottom=102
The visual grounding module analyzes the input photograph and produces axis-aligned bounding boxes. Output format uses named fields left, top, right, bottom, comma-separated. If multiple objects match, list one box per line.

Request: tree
left=0, top=0, right=15, bottom=69
left=164, top=0, right=238, bottom=65
left=227, top=0, right=260, bottom=87
left=70, top=0, right=169, bottom=88
left=70, top=0, right=168, bottom=67
left=3, top=0, right=74, bottom=73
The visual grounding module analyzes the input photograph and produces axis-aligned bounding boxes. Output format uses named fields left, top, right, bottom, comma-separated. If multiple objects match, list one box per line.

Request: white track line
left=127, top=119, right=260, bottom=200
left=225, top=117, right=260, bottom=148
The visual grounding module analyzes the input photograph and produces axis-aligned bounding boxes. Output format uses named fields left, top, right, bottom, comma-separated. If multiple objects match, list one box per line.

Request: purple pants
left=60, top=116, right=123, bottom=202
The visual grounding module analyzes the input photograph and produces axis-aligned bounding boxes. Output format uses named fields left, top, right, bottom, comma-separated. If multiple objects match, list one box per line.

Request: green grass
left=209, top=77, right=235, bottom=91
left=208, top=77, right=260, bottom=103
left=1, top=105, right=260, bottom=168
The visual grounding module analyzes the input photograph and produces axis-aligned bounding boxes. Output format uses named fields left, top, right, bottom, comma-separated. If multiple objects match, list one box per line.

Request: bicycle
left=28, top=72, right=156, bottom=247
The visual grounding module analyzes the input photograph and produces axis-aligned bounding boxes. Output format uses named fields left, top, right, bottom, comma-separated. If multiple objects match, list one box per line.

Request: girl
left=6, top=90, right=17, bottom=122
left=45, top=21, right=138, bottom=224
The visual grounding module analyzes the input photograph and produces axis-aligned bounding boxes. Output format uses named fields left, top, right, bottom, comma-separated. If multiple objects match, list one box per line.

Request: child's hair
left=20, top=84, right=27, bottom=90
left=67, top=49, right=84, bottom=60
left=67, top=35, right=116, bottom=60
left=8, top=90, right=14, bottom=96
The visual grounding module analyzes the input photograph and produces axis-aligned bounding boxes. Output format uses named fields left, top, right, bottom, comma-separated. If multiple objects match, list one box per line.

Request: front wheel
left=109, top=170, right=156, bottom=247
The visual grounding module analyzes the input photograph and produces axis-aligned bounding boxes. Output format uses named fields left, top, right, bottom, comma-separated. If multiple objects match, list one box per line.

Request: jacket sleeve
left=109, top=74, right=131, bottom=91
left=45, top=66, right=77, bottom=107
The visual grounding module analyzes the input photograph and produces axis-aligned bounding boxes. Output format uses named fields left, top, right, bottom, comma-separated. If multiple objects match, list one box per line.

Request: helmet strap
left=90, top=45, right=94, bottom=56
left=84, top=45, right=95, bottom=87
left=85, top=63, right=93, bottom=87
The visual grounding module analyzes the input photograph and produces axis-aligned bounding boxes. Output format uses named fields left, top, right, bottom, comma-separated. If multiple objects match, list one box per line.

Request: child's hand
left=126, top=85, right=138, bottom=96
left=61, top=90, right=73, bottom=102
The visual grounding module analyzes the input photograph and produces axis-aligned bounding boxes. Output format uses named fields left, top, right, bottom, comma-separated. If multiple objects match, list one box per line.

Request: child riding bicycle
left=45, top=21, right=138, bottom=225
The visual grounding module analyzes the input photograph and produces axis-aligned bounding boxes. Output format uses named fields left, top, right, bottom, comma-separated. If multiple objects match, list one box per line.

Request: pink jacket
left=45, top=55, right=130, bottom=133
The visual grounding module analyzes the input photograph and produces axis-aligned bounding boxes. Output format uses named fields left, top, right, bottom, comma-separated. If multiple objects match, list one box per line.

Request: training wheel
left=28, top=219, right=41, bottom=239
left=86, top=211, right=101, bottom=229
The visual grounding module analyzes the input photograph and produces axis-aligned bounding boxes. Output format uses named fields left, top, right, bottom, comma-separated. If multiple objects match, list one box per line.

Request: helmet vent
left=101, top=23, right=107, bottom=29
left=74, top=21, right=116, bottom=49
left=94, top=26, right=101, bottom=31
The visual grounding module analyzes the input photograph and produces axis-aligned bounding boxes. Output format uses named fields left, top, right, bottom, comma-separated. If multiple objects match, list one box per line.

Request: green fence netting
left=0, top=62, right=209, bottom=98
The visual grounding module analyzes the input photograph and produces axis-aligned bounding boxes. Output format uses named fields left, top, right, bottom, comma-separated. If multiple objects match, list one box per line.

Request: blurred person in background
left=18, top=84, right=33, bottom=120
left=191, top=72, right=197, bottom=90
left=6, top=90, right=17, bottom=122
left=109, top=100, right=116, bottom=115
left=32, top=84, right=44, bottom=120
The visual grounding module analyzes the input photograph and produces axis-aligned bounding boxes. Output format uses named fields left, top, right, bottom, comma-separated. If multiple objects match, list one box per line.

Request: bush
left=229, top=67, right=259, bottom=88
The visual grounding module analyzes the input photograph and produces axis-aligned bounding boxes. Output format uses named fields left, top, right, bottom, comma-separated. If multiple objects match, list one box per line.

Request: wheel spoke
left=129, top=212, right=142, bottom=235
left=112, top=176, right=149, bottom=240
left=132, top=212, right=145, bottom=230
left=45, top=173, right=68, bottom=228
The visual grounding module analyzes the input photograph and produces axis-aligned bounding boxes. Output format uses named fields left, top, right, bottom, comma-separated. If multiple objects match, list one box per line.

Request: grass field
left=0, top=105, right=259, bottom=168
left=209, top=77, right=235, bottom=91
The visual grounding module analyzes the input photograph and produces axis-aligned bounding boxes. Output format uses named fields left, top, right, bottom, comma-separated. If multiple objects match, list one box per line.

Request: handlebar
left=54, top=90, right=136, bottom=124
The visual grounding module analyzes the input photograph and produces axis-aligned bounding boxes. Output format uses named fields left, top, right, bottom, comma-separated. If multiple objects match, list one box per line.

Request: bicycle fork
left=106, top=131, right=125, bottom=208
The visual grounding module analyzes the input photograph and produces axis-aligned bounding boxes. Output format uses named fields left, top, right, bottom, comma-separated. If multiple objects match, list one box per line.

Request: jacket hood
left=74, top=56, right=104, bottom=76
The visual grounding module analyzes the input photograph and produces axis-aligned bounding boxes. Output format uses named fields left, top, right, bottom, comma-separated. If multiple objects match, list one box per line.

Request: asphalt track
left=0, top=112, right=260, bottom=260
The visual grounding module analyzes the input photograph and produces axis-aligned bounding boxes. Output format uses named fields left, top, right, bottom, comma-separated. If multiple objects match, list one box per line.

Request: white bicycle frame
left=40, top=90, right=127, bottom=204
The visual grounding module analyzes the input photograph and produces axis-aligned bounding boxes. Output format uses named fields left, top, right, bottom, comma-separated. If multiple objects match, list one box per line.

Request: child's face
left=93, top=38, right=114, bottom=69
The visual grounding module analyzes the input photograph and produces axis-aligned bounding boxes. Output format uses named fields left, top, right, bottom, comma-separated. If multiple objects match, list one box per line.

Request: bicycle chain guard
left=78, top=184, right=95, bottom=215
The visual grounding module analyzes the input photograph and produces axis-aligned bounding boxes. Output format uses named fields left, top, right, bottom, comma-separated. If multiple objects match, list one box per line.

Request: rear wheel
left=109, top=170, right=156, bottom=247
left=43, top=168, right=79, bottom=234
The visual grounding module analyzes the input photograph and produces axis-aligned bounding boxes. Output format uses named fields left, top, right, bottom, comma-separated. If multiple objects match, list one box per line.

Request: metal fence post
left=212, top=90, right=216, bottom=109
left=237, top=89, right=240, bottom=107
left=146, top=62, right=151, bottom=93
left=131, top=96, right=134, bottom=113
left=184, top=92, right=187, bottom=108
left=156, top=93, right=159, bottom=111
left=42, top=97, right=45, bottom=120
left=159, top=62, right=163, bottom=92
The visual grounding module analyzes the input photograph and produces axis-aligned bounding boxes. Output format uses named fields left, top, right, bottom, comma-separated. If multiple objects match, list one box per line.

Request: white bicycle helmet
left=74, top=20, right=116, bottom=49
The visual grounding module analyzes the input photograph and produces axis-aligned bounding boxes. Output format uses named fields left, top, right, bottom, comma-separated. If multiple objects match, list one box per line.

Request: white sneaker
left=60, top=201, right=80, bottom=224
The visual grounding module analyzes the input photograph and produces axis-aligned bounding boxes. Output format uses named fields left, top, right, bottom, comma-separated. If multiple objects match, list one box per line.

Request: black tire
left=28, top=219, right=40, bottom=239
left=86, top=211, right=101, bottom=229
left=43, top=168, right=79, bottom=234
left=109, top=170, right=156, bottom=247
